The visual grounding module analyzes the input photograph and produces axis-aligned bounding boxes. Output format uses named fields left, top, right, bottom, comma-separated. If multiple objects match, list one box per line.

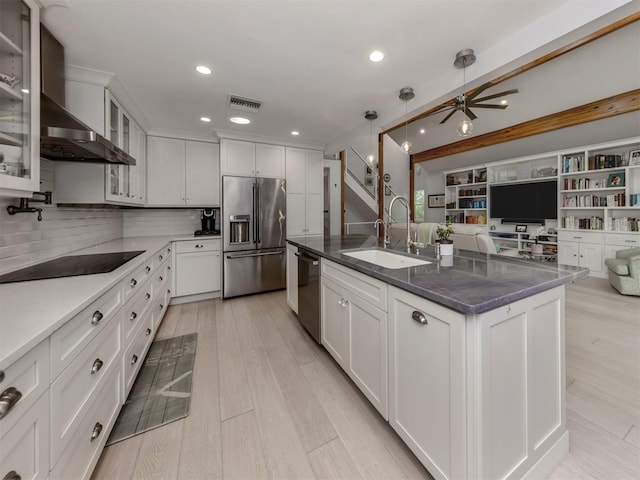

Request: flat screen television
left=489, top=180, right=557, bottom=223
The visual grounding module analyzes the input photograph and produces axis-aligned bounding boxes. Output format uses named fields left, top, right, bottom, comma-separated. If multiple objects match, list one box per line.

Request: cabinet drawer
left=0, top=340, right=49, bottom=437
left=605, top=233, right=640, bottom=246
left=0, top=390, right=49, bottom=480
left=50, top=284, right=122, bottom=380
left=175, top=238, right=220, bottom=253
left=557, top=231, right=603, bottom=244
left=157, top=244, right=172, bottom=263
left=122, top=283, right=154, bottom=346
left=321, top=259, right=387, bottom=311
left=123, top=316, right=154, bottom=395
left=50, top=365, right=121, bottom=480
left=51, top=315, right=121, bottom=464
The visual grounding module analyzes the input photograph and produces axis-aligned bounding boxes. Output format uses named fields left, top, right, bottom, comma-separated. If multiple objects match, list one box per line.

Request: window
left=414, top=189, right=425, bottom=222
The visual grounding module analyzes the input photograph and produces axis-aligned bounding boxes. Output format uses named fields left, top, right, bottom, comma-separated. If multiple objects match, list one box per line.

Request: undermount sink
left=341, top=249, right=431, bottom=269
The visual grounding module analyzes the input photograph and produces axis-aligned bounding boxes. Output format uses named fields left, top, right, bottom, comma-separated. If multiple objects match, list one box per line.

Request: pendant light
left=364, top=110, right=378, bottom=166
left=454, top=49, right=475, bottom=137
left=398, top=87, right=414, bottom=154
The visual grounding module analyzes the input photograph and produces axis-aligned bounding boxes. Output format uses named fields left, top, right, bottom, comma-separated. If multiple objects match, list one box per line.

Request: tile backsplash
left=0, top=199, right=123, bottom=274
left=123, top=209, right=201, bottom=237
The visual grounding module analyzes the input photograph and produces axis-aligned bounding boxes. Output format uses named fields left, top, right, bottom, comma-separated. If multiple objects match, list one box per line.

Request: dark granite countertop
left=287, top=235, right=589, bottom=314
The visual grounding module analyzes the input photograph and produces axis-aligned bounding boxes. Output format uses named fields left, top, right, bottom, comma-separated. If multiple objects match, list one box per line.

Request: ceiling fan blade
left=471, top=88, right=519, bottom=103
left=463, top=107, right=477, bottom=120
left=439, top=107, right=459, bottom=124
left=466, top=82, right=493, bottom=101
left=468, top=103, right=508, bottom=109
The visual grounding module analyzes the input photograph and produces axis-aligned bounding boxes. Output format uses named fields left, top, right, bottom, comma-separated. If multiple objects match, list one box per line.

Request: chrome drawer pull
left=159, top=254, right=164, bottom=261
left=91, top=359, right=103, bottom=375
left=0, top=387, right=22, bottom=419
left=145, top=328, right=152, bottom=336
left=91, top=310, right=103, bottom=326
left=159, top=276, right=164, bottom=282
left=159, top=304, right=164, bottom=311
left=195, top=244, right=204, bottom=248
left=131, top=355, right=138, bottom=365
left=167, top=266, right=171, bottom=271
left=412, top=311, right=428, bottom=325
left=3, top=470, right=21, bottom=480
left=130, top=311, right=137, bottom=321
left=130, top=278, right=137, bottom=288
left=90, top=422, right=103, bottom=441
left=145, top=292, right=151, bottom=300
left=0, top=370, right=4, bottom=384
left=145, top=266, right=151, bottom=273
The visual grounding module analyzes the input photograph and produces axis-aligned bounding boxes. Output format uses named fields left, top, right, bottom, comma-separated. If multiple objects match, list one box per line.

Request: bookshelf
left=444, top=167, right=487, bottom=225
left=441, top=137, right=640, bottom=274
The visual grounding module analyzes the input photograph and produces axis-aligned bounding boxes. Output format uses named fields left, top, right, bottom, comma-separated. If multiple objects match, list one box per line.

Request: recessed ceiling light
left=500, top=99, right=508, bottom=105
left=369, top=50, right=385, bottom=62
left=420, top=128, right=425, bottom=134
left=291, top=131, right=300, bottom=136
left=229, top=116, right=251, bottom=125
left=196, top=65, right=212, bottom=75
left=200, top=117, right=211, bottom=122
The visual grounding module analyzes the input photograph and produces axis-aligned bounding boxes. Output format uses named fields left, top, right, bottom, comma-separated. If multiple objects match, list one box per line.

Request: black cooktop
left=0, top=250, right=145, bottom=284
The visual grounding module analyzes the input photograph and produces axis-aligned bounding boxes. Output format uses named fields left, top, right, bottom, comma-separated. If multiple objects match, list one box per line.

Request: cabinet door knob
left=0, top=387, right=22, bottom=419
left=90, top=422, right=103, bottom=441
left=145, top=328, right=152, bottom=336
left=0, top=370, right=4, bottom=384
left=159, top=276, right=164, bottom=282
left=3, top=470, right=21, bottom=480
left=130, top=278, right=137, bottom=288
left=90, top=358, right=104, bottom=375
left=412, top=310, right=428, bottom=325
left=131, top=354, right=138, bottom=365
left=159, top=254, right=164, bottom=261
left=91, top=310, right=104, bottom=325
left=159, top=304, right=164, bottom=311
left=130, top=311, right=138, bottom=321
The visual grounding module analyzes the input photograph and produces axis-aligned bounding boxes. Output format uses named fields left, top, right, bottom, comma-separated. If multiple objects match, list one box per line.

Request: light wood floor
left=92, top=277, right=640, bottom=480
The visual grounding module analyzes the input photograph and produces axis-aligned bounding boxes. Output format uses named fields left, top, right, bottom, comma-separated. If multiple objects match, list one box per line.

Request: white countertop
left=0, top=236, right=212, bottom=369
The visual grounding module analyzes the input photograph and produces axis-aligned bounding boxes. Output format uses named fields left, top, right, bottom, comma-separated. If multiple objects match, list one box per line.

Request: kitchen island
left=287, top=235, right=588, bottom=480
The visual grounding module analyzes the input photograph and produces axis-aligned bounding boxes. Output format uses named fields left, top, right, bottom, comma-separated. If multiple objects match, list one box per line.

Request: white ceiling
left=40, top=0, right=635, bottom=149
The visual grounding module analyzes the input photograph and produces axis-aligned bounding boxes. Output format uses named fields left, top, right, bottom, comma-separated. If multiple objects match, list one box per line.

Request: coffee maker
left=195, top=208, right=220, bottom=236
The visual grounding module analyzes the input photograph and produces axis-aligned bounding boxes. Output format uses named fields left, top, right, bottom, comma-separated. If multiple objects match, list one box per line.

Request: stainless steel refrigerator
left=222, top=175, right=286, bottom=298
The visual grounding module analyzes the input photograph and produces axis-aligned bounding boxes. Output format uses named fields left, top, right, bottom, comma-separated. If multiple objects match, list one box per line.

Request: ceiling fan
left=435, top=49, right=519, bottom=125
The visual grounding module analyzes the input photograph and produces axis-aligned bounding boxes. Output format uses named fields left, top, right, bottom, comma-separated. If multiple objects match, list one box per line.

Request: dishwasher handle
left=296, top=251, right=319, bottom=266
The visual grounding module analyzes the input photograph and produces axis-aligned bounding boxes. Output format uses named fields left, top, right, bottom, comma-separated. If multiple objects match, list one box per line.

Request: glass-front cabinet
left=0, top=0, right=39, bottom=196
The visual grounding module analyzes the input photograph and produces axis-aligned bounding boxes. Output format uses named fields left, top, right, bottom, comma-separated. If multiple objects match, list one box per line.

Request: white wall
left=383, top=134, right=410, bottom=222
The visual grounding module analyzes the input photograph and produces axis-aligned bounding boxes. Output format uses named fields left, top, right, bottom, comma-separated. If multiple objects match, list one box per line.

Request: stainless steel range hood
left=40, top=25, right=135, bottom=166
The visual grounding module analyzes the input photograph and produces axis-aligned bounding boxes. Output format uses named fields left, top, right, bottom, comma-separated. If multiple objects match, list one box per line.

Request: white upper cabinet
left=220, top=139, right=285, bottom=178
left=0, top=0, right=40, bottom=197
left=285, top=147, right=324, bottom=237
left=147, top=136, right=219, bottom=207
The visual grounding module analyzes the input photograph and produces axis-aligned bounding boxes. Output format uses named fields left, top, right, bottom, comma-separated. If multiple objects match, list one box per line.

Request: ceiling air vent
left=228, top=95, right=262, bottom=113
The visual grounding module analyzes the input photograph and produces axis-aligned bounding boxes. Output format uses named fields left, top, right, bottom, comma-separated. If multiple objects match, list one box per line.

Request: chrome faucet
left=387, top=195, right=413, bottom=252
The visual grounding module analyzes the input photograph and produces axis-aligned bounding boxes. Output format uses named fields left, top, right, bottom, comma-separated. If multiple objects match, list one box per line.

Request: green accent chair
left=604, top=247, right=640, bottom=296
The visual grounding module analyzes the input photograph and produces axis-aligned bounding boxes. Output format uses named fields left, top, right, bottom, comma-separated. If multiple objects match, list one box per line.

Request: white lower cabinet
left=286, top=243, right=298, bottom=313
left=321, top=260, right=388, bottom=418
left=0, top=390, right=50, bottom=480
left=50, top=365, right=122, bottom=480
left=320, top=260, right=567, bottom=480
left=173, top=239, right=221, bottom=297
left=388, top=287, right=465, bottom=480
left=558, top=231, right=604, bottom=274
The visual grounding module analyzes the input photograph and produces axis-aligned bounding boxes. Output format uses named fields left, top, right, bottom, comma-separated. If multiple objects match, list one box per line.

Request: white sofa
left=389, top=222, right=517, bottom=256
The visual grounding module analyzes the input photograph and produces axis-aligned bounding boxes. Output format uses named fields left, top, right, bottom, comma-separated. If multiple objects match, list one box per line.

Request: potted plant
left=436, top=224, right=455, bottom=255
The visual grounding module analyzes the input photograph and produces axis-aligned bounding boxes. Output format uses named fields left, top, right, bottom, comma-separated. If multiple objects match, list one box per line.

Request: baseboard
left=521, top=430, right=570, bottom=480
left=170, top=291, right=220, bottom=305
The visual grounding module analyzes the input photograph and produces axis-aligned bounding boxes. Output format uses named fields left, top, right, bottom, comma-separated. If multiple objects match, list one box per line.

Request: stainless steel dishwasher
left=296, top=248, right=320, bottom=343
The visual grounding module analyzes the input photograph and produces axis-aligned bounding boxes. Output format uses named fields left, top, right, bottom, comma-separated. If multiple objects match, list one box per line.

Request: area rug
left=106, top=332, right=198, bottom=445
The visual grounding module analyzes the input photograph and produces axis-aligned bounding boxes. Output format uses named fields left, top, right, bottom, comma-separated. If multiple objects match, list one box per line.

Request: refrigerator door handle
left=226, top=251, right=284, bottom=259
left=252, top=182, right=258, bottom=245
left=255, top=181, right=262, bottom=245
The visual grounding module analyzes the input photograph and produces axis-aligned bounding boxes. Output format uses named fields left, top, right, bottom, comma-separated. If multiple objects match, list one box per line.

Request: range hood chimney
left=40, top=25, right=135, bottom=166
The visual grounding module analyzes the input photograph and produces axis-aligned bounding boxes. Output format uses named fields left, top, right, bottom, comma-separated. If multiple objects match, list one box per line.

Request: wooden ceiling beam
left=381, top=11, right=640, bottom=136
left=412, top=89, right=640, bottom=163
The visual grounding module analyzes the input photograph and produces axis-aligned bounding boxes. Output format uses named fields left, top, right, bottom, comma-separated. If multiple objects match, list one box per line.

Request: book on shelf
left=561, top=215, right=604, bottom=230
left=607, top=217, right=639, bottom=232
left=630, top=193, right=639, bottom=206
left=588, top=154, right=623, bottom=170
